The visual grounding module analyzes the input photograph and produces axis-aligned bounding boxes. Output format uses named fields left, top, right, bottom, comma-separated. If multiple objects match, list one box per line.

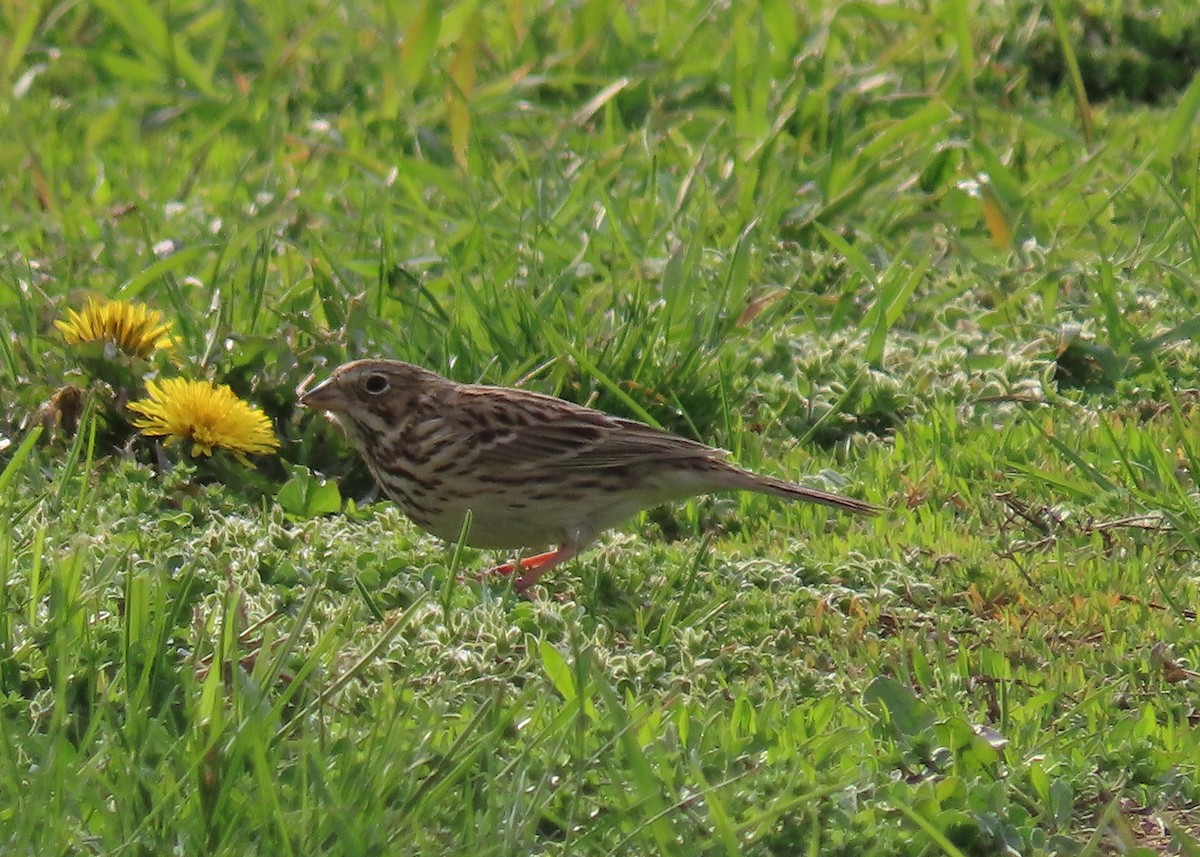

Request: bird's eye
left=363, top=374, right=389, bottom=395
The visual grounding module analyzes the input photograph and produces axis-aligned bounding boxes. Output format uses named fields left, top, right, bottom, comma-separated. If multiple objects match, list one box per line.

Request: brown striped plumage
left=300, top=359, right=880, bottom=592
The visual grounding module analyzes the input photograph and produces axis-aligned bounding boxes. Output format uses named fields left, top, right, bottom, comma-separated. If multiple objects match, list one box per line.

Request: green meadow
left=2, top=1, right=1199, bottom=853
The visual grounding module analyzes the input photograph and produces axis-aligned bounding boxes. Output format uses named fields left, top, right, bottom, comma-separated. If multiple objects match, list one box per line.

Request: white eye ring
left=364, top=374, right=389, bottom=395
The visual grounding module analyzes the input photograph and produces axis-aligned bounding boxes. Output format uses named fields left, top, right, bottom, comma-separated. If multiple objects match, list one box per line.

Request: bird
left=299, top=359, right=880, bottom=593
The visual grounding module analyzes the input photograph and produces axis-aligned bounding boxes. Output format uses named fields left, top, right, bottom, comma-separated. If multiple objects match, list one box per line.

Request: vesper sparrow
left=300, top=359, right=879, bottom=592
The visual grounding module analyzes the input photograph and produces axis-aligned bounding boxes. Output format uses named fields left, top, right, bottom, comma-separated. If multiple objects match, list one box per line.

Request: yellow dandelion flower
left=56, top=297, right=173, bottom=358
left=128, top=378, right=279, bottom=464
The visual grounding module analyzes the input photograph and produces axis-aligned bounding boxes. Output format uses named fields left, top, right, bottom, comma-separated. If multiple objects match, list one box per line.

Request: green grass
left=2, top=0, right=1200, bottom=853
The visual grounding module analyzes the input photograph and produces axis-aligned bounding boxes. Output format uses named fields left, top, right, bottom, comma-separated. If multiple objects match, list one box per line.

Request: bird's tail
left=721, top=467, right=881, bottom=516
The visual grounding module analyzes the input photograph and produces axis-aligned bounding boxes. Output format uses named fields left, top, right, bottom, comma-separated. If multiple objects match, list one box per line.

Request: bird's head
left=299, top=359, right=447, bottom=446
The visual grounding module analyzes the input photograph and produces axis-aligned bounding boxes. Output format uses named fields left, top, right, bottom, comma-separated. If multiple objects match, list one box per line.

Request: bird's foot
left=477, top=549, right=569, bottom=596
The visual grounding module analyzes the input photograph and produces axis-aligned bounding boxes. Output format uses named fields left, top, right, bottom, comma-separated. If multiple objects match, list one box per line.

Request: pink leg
left=480, top=544, right=580, bottom=594
left=485, top=549, right=561, bottom=579
left=513, top=546, right=579, bottom=594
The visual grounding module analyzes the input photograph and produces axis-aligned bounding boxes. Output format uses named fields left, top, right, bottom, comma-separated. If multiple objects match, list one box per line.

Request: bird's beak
left=298, top=376, right=342, bottom=412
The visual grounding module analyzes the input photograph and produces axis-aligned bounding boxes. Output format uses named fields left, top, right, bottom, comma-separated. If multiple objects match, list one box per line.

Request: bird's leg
left=483, top=549, right=560, bottom=579
left=512, top=544, right=579, bottom=594
left=478, top=545, right=581, bottom=594
left=480, top=529, right=591, bottom=594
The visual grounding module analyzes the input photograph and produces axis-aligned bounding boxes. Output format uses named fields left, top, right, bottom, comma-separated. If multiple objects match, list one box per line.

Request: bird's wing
left=448, top=385, right=726, bottom=472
